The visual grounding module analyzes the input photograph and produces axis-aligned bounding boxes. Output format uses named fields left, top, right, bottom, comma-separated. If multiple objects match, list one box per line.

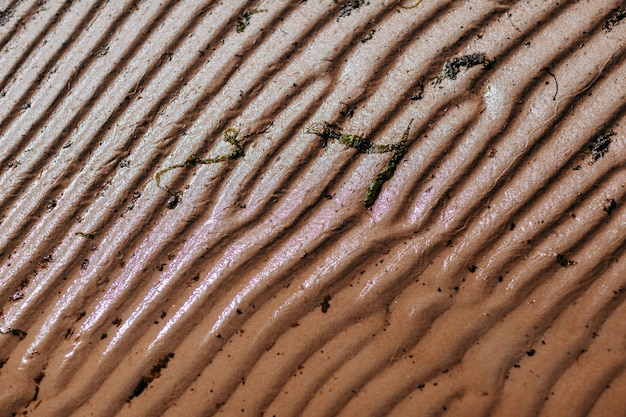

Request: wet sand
left=0, top=1, right=625, bottom=416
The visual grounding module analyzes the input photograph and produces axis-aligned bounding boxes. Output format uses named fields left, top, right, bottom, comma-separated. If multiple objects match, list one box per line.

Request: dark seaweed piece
left=0, top=8, right=14, bottom=26
left=235, top=9, right=267, bottom=33
left=127, top=353, right=175, bottom=402
left=432, top=53, right=493, bottom=85
left=603, top=198, right=617, bottom=215
left=337, top=0, right=369, bottom=21
left=604, top=7, right=626, bottom=32
left=1, top=328, right=27, bottom=339
left=556, top=254, right=576, bottom=267
left=589, top=131, right=615, bottom=162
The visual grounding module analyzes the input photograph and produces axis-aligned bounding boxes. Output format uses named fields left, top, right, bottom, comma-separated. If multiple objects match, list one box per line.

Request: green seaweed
left=399, top=0, right=423, bottom=9
left=364, top=124, right=410, bottom=207
left=156, top=124, right=271, bottom=205
left=306, top=119, right=412, bottom=208
left=235, top=9, right=267, bottom=33
left=75, top=232, right=95, bottom=239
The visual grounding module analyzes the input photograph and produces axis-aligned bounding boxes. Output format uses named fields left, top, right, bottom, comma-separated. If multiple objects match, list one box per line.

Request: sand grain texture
left=0, top=0, right=625, bottom=416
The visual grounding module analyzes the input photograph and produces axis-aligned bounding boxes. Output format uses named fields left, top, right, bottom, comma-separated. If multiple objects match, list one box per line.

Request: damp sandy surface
left=0, top=1, right=625, bottom=416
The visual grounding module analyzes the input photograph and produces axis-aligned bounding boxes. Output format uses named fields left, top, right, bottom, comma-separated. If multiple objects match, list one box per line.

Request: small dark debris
left=156, top=264, right=166, bottom=271
left=0, top=357, right=7, bottom=368
left=556, top=254, right=576, bottom=267
left=81, top=259, right=89, bottom=270
left=125, top=191, right=141, bottom=212
left=112, top=317, right=122, bottom=326
left=340, top=102, right=355, bottom=118
left=127, top=353, right=175, bottom=402
left=119, top=159, right=130, bottom=168
left=98, top=45, right=109, bottom=57
left=160, top=311, right=167, bottom=319
left=603, top=198, right=617, bottom=215
left=321, top=295, right=331, bottom=313
left=21, top=103, right=31, bottom=110
left=101, top=333, right=107, bottom=339
left=235, top=9, right=267, bottom=33
left=47, top=200, right=57, bottom=211
left=589, top=132, right=614, bottom=162
left=0, top=8, right=15, bottom=26
left=604, top=7, right=626, bottom=32
left=236, top=308, right=243, bottom=315
left=34, top=372, right=45, bottom=384
left=361, top=29, right=375, bottom=43
left=411, top=77, right=425, bottom=100
left=572, top=165, right=581, bottom=170
left=526, top=349, right=536, bottom=357
left=337, top=0, right=369, bottom=21
left=433, top=53, right=492, bottom=85
left=3, top=328, right=28, bottom=339
left=468, top=265, right=477, bottom=273
left=167, top=192, right=181, bottom=209
left=62, top=142, right=72, bottom=149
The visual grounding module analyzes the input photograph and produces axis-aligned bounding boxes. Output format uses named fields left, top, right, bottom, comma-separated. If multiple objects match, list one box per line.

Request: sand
left=0, top=1, right=625, bottom=416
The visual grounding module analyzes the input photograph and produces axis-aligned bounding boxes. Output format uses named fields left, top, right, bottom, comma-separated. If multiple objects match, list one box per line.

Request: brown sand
left=0, top=0, right=625, bottom=416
